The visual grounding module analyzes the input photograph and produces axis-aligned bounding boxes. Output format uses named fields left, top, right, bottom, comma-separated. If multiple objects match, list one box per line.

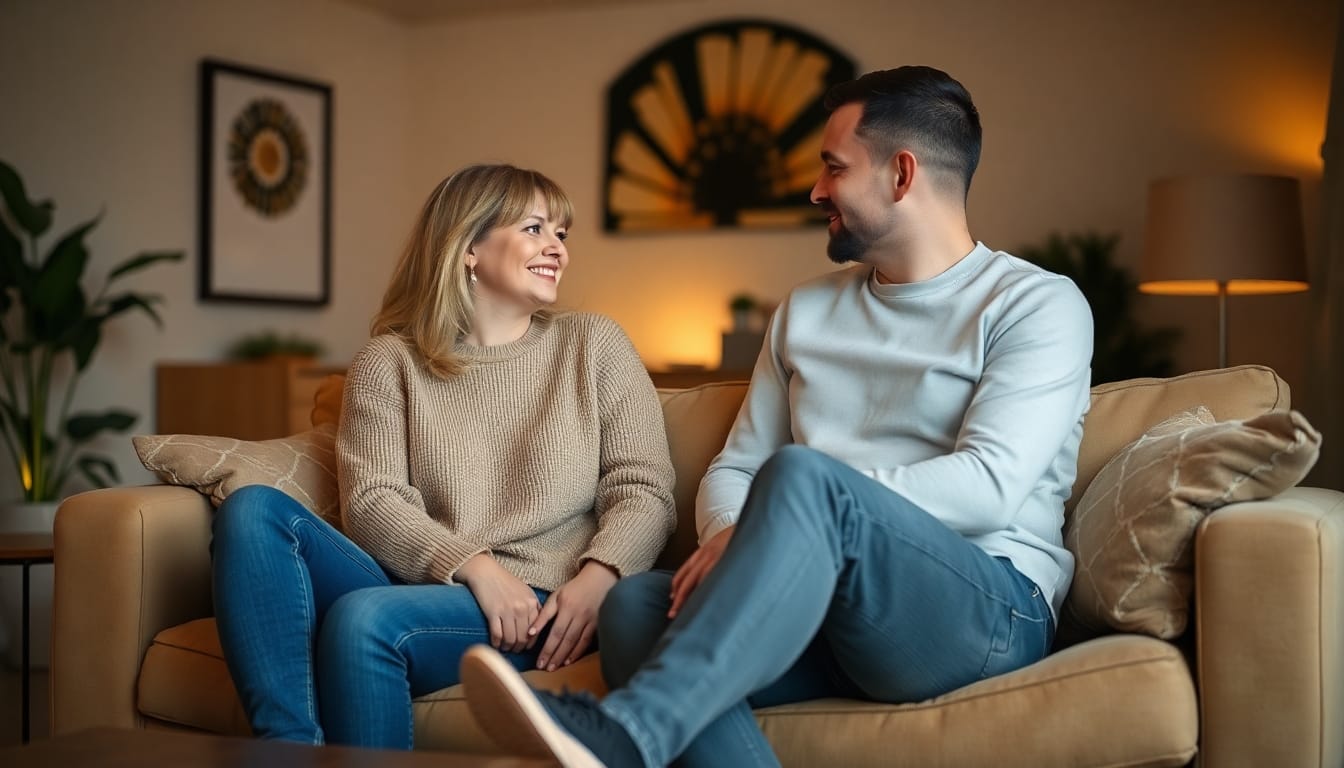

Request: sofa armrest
left=51, top=485, right=214, bottom=734
left=1195, top=486, right=1344, bottom=768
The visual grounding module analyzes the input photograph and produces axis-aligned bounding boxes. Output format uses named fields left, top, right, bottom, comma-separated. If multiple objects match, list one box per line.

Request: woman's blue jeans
left=596, top=445, right=1055, bottom=767
left=210, top=485, right=548, bottom=748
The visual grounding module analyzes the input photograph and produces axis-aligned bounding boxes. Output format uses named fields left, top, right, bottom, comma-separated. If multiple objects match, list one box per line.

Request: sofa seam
left=756, top=650, right=1187, bottom=715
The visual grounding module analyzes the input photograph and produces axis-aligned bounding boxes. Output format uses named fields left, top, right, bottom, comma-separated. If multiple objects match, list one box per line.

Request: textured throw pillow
left=1064, top=406, right=1321, bottom=639
left=132, top=423, right=340, bottom=527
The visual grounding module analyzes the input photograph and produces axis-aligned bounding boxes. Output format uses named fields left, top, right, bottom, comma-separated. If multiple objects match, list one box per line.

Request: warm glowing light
left=1138, top=279, right=1310, bottom=296
left=20, top=458, right=31, bottom=491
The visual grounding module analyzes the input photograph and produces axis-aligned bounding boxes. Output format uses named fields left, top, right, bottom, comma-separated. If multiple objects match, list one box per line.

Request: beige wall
left=0, top=0, right=1335, bottom=495
left=0, top=0, right=414, bottom=496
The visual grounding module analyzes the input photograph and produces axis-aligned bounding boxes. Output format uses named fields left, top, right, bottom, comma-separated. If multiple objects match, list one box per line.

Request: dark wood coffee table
left=0, top=727, right=554, bottom=766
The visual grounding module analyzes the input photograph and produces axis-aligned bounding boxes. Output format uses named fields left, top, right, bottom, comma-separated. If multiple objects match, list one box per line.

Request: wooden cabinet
left=155, top=361, right=752, bottom=440
left=155, top=359, right=346, bottom=440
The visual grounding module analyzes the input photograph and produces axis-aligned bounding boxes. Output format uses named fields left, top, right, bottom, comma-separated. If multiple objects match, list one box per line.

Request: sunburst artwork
left=604, top=19, right=856, bottom=232
left=228, top=98, right=309, bottom=217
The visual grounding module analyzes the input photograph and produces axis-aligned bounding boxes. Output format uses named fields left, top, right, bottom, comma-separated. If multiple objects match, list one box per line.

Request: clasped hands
left=457, top=554, right=618, bottom=671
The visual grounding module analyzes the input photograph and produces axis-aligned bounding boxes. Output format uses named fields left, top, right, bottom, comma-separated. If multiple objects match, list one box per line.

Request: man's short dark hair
left=824, top=66, right=982, bottom=199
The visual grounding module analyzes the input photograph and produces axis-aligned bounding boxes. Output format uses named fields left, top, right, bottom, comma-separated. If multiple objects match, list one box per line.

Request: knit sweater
left=697, top=243, right=1094, bottom=617
left=337, top=312, right=677, bottom=591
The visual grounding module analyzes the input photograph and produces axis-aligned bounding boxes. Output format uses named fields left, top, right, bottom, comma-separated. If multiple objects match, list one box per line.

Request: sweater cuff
left=428, top=541, right=491, bottom=585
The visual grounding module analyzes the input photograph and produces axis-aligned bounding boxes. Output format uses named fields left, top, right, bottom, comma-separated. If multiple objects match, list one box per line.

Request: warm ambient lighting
left=1139, top=173, right=1309, bottom=367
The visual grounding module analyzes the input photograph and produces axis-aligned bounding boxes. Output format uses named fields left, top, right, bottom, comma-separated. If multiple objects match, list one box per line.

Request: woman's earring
left=469, top=265, right=478, bottom=285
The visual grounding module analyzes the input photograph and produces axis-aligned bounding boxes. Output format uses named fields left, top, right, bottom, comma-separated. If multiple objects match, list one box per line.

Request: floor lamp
left=1139, top=174, right=1310, bottom=368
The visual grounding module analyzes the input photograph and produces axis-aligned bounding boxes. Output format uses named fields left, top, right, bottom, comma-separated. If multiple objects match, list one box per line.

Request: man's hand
left=668, top=525, right=735, bottom=619
left=456, top=553, right=542, bottom=653
left=530, top=560, right=619, bottom=671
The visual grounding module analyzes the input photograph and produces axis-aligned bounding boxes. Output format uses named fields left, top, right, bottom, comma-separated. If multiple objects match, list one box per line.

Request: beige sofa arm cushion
left=52, top=485, right=215, bottom=734
left=1196, top=486, right=1344, bottom=768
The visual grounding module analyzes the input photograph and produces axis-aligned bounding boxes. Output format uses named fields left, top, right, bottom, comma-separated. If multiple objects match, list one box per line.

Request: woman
left=210, top=164, right=676, bottom=749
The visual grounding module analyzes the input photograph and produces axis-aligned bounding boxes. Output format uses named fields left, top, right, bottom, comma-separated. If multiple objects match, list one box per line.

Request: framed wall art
left=603, top=19, right=856, bottom=233
left=199, top=59, right=332, bottom=305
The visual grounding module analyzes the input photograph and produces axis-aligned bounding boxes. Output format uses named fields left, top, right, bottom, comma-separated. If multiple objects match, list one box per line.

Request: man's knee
left=757, top=444, right=834, bottom=487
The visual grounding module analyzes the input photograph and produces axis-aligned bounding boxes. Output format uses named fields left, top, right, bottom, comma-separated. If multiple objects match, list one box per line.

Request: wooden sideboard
left=155, top=359, right=347, bottom=440
left=155, top=361, right=752, bottom=440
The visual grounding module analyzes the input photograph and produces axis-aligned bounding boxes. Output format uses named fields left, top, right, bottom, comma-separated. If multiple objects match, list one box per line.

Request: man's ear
left=891, top=150, right=917, bottom=202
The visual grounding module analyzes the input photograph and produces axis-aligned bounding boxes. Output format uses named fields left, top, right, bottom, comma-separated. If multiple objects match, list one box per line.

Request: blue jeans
left=211, top=485, right=548, bottom=747
left=596, top=446, right=1054, bottom=767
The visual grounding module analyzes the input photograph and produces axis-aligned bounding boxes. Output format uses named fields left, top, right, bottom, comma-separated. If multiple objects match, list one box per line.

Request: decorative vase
left=0, top=500, right=58, bottom=670
left=732, top=309, right=754, bottom=333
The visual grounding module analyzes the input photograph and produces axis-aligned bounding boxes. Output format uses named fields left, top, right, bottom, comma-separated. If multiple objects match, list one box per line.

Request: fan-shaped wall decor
left=603, top=19, right=856, bottom=233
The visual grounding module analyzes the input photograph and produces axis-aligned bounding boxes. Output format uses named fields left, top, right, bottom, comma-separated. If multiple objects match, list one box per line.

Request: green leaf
left=100, top=292, right=164, bottom=327
left=0, top=160, right=54, bottom=238
left=0, top=204, right=28, bottom=291
left=67, top=319, right=101, bottom=371
left=65, top=409, right=137, bottom=441
left=108, top=250, right=183, bottom=282
left=33, top=217, right=98, bottom=314
left=76, top=454, right=120, bottom=489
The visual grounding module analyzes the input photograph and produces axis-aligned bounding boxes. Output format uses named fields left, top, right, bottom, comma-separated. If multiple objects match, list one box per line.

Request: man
left=461, top=65, right=1094, bottom=767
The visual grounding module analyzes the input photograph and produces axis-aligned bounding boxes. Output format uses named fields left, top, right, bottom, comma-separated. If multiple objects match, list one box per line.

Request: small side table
left=0, top=533, right=54, bottom=744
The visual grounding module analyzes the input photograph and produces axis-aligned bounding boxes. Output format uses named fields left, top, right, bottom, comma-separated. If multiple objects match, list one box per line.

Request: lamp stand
left=1217, top=280, right=1228, bottom=369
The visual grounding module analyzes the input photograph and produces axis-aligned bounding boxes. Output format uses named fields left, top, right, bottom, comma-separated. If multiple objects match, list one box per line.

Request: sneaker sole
left=461, top=645, right=607, bottom=768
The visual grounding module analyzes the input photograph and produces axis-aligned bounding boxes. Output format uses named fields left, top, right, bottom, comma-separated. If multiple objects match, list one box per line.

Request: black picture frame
left=199, top=59, right=332, bottom=306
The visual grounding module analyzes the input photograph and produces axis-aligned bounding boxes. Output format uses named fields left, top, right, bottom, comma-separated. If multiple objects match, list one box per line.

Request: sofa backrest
left=649, top=365, right=1290, bottom=565
left=312, top=364, right=1290, bottom=568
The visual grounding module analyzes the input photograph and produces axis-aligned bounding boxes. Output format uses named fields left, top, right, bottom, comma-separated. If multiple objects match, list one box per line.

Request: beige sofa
left=51, top=365, right=1344, bottom=767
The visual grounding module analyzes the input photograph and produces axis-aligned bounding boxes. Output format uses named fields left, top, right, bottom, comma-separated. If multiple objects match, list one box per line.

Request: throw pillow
left=1064, top=406, right=1321, bottom=639
left=132, top=424, right=340, bottom=527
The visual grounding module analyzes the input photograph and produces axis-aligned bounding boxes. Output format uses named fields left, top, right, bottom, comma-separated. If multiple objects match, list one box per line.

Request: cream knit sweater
left=337, top=312, right=676, bottom=591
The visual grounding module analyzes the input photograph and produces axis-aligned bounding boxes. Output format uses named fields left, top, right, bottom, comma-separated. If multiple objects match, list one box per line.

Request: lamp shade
left=1139, top=174, right=1309, bottom=296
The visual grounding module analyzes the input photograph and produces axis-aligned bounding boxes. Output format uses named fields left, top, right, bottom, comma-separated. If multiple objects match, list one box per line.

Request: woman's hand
left=668, top=525, right=735, bottom=619
left=456, top=553, right=542, bottom=653
left=529, top=560, right=619, bottom=671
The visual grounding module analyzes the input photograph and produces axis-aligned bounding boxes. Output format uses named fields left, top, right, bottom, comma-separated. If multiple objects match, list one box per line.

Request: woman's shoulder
left=349, top=334, right=419, bottom=379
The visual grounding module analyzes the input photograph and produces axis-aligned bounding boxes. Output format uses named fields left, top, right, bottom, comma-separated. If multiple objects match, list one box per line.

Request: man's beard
left=826, top=224, right=867, bottom=264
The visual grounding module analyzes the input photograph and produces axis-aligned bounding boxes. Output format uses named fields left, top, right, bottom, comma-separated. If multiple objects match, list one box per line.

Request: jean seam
left=290, top=517, right=388, bottom=583
left=288, top=529, right=319, bottom=734
left=840, top=507, right=1014, bottom=629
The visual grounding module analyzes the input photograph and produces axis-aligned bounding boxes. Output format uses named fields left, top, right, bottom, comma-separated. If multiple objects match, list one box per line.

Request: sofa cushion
left=138, top=619, right=1195, bottom=767
left=1064, top=406, right=1321, bottom=639
left=137, top=617, right=606, bottom=748
left=131, top=426, right=340, bottom=527
left=1072, top=365, right=1289, bottom=515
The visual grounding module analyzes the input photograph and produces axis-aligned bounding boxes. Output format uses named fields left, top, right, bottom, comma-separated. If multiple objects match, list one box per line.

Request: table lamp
left=1140, top=173, right=1309, bottom=368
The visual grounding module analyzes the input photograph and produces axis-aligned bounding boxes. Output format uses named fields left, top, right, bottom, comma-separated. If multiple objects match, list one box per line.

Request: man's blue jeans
left=211, top=485, right=547, bottom=747
left=596, top=446, right=1055, bottom=767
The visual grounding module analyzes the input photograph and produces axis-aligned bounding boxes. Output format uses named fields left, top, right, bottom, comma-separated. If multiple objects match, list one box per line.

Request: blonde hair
left=372, top=164, right=574, bottom=377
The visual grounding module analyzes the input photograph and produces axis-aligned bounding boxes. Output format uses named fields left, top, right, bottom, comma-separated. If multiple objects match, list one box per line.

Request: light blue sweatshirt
left=696, top=243, right=1094, bottom=617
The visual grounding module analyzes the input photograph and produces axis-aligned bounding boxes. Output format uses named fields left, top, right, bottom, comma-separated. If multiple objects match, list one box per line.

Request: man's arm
left=695, top=308, right=795, bottom=542
left=868, top=276, right=1094, bottom=533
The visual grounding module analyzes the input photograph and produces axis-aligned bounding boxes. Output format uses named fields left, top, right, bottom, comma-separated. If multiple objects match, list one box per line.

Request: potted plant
left=226, top=330, right=326, bottom=362
left=0, top=159, right=183, bottom=509
left=729, top=293, right=759, bottom=333
left=1018, top=232, right=1179, bottom=385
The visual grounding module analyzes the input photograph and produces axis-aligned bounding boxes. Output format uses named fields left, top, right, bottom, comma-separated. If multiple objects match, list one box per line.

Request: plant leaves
left=108, top=250, right=183, bottom=282
left=65, top=409, right=136, bottom=441
left=0, top=160, right=54, bottom=238
left=67, top=319, right=101, bottom=371
left=32, top=217, right=97, bottom=325
left=76, top=454, right=120, bottom=489
left=100, top=292, right=164, bottom=327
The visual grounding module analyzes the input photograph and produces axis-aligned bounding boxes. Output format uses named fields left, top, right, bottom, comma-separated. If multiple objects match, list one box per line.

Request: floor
left=0, top=666, right=50, bottom=747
